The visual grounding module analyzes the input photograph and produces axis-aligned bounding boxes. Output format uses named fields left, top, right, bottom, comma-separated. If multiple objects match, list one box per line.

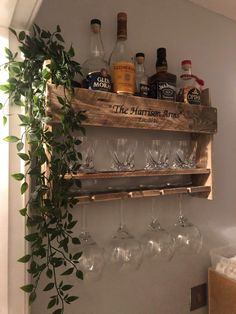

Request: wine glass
left=77, top=204, right=105, bottom=281
left=170, top=195, right=203, bottom=254
left=106, top=199, right=143, bottom=272
left=141, top=198, right=175, bottom=262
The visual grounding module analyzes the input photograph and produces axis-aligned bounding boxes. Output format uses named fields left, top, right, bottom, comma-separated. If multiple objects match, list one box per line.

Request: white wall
left=32, top=0, right=236, bottom=313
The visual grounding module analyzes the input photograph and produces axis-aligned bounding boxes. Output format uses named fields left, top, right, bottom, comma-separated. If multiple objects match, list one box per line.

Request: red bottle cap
left=181, top=60, right=192, bottom=66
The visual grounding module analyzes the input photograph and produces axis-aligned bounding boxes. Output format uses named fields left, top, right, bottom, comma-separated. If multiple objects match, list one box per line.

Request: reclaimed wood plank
left=46, top=84, right=217, bottom=134
left=64, top=168, right=210, bottom=180
left=73, top=185, right=211, bottom=203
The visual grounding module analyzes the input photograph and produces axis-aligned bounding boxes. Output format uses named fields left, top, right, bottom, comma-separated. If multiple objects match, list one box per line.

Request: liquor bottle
left=82, top=19, right=112, bottom=92
left=135, top=52, right=149, bottom=97
left=148, top=48, right=176, bottom=101
left=109, top=12, right=135, bottom=95
left=177, top=60, right=201, bottom=105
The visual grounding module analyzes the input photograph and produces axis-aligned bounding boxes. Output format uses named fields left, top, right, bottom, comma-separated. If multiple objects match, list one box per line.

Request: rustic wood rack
left=46, top=83, right=217, bottom=201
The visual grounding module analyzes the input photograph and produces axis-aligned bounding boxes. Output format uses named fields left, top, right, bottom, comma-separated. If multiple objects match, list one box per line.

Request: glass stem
left=178, top=194, right=184, bottom=218
left=120, top=198, right=125, bottom=227
left=151, top=197, right=155, bottom=220
left=81, top=204, right=88, bottom=231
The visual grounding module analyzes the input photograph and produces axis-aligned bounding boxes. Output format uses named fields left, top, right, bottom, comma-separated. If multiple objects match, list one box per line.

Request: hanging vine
left=0, top=24, right=86, bottom=314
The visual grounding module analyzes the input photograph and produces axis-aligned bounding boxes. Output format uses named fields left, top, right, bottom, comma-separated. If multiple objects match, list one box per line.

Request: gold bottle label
left=112, top=62, right=135, bottom=95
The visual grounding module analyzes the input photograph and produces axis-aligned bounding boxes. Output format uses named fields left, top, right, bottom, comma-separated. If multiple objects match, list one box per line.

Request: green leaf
left=18, top=254, right=31, bottom=263
left=3, top=116, right=7, bottom=125
left=67, top=221, right=77, bottom=229
left=3, top=135, right=19, bottom=143
left=72, top=237, right=80, bottom=245
left=46, top=268, right=53, bottom=279
left=61, top=284, right=73, bottom=291
left=76, top=270, right=83, bottom=280
left=20, top=284, right=34, bottom=293
left=57, top=96, right=65, bottom=106
left=43, top=282, right=54, bottom=291
left=47, top=298, right=57, bottom=309
left=21, top=182, right=28, bottom=194
left=29, top=291, right=36, bottom=305
left=0, top=103, right=3, bottom=109
left=4, top=47, right=13, bottom=58
left=25, top=233, right=38, bottom=242
left=73, top=252, right=82, bottom=260
left=18, top=153, right=29, bottom=161
left=18, top=114, right=29, bottom=124
left=12, top=173, right=24, bottom=181
left=55, top=33, right=64, bottom=42
left=9, top=27, right=17, bottom=36
left=19, top=207, right=27, bottom=216
left=18, top=31, right=26, bottom=41
left=66, top=296, right=79, bottom=303
left=61, top=267, right=74, bottom=276
left=17, top=141, right=24, bottom=151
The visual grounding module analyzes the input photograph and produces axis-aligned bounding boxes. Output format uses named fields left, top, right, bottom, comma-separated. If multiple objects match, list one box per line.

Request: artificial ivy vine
left=0, top=25, right=86, bottom=314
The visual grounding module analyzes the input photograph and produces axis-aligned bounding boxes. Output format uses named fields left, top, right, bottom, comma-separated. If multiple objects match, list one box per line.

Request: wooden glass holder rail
left=46, top=83, right=217, bottom=201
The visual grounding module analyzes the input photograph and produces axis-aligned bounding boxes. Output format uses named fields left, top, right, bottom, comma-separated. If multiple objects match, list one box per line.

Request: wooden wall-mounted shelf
left=46, top=84, right=217, bottom=201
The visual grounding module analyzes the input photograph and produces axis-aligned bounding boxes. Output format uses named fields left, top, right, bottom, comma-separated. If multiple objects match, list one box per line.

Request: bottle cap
left=156, top=48, right=167, bottom=67
left=117, top=12, right=127, bottom=39
left=90, top=19, right=101, bottom=25
left=136, top=52, right=145, bottom=58
left=181, top=60, right=192, bottom=66
left=157, top=48, right=166, bottom=58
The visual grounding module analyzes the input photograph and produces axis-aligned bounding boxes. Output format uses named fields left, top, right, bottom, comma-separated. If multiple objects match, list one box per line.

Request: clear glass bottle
left=135, top=52, right=149, bottom=97
left=82, top=19, right=112, bottom=92
left=109, top=12, right=135, bottom=95
left=177, top=60, right=201, bottom=105
left=148, top=47, right=176, bottom=101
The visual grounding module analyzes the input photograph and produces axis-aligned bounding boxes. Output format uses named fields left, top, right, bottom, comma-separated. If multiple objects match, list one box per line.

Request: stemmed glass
left=77, top=204, right=105, bottom=281
left=170, top=195, right=203, bottom=254
left=106, top=198, right=143, bottom=272
left=141, top=198, right=175, bottom=262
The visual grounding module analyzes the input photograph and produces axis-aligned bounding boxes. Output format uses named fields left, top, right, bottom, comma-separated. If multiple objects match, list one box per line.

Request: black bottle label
left=157, top=82, right=176, bottom=101
left=139, top=83, right=149, bottom=97
left=86, top=69, right=112, bottom=92
left=187, top=88, right=201, bottom=105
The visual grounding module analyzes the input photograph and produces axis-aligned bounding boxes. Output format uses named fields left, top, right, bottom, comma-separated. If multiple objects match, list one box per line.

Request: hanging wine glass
left=106, top=198, right=143, bottom=272
left=77, top=204, right=105, bottom=281
left=141, top=198, right=175, bottom=262
left=170, top=194, right=203, bottom=254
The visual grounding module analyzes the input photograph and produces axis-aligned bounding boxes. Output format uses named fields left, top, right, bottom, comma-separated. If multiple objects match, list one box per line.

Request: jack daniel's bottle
left=82, top=19, right=112, bottom=92
left=148, top=48, right=176, bottom=101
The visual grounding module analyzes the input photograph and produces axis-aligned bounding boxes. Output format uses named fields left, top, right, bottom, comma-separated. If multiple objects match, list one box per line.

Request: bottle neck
left=156, top=57, right=168, bottom=72
left=181, top=65, right=192, bottom=76
left=156, top=65, right=167, bottom=73
left=136, top=62, right=145, bottom=73
left=89, top=28, right=105, bottom=58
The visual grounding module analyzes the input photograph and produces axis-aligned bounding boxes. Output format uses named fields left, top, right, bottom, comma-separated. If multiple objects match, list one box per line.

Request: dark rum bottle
left=148, top=48, right=176, bottom=101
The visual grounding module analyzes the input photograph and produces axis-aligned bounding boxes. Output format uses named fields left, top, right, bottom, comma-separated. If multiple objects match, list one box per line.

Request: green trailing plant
left=0, top=24, right=86, bottom=313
